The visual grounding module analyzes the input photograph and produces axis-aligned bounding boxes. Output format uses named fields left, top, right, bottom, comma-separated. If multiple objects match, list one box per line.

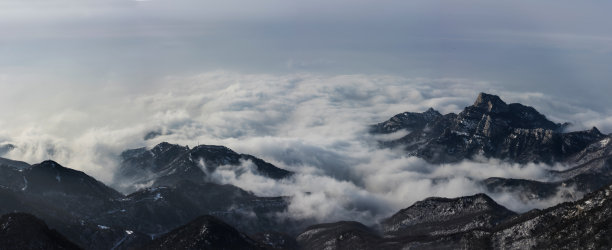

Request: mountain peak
left=473, top=92, right=508, bottom=113
left=424, top=107, right=437, bottom=113
left=152, top=142, right=187, bottom=153
left=381, top=193, right=515, bottom=237
left=39, top=160, right=61, bottom=167
left=423, top=107, right=441, bottom=118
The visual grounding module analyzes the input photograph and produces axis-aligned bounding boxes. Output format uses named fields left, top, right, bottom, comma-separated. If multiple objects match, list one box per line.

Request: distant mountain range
left=0, top=93, right=611, bottom=249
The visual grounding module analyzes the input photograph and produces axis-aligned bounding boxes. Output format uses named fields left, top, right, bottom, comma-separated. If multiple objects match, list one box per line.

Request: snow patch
left=21, top=176, right=28, bottom=191
left=154, top=193, right=162, bottom=201
left=200, top=225, right=208, bottom=236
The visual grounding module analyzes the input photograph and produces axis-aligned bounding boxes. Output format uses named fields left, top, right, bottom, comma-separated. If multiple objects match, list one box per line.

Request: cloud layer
left=0, top=71, right=609, bottom=224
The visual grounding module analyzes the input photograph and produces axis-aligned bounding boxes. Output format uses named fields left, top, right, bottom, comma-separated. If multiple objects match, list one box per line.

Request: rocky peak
left=116, top=142, right=292, bottom=193
left=423, top=107, right=441, bottom=117
left=473, top=92, right=509, bottom=113
left=38, top=160, right=62, bottom=169
left=589, top=126, right=602, bottom=135
left=381, top=193, right=516, bottom=236
left=151, top=142, right=189, bottom=156
left=371, top=92, right=599, bottom=164
left=370, top=108, right=443, bottom=134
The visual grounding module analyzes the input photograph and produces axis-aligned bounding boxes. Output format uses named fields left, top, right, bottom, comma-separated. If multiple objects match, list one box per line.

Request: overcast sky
left=2, top=1, right=612, bottom=107
left=1, top=0, right=612, bottom=222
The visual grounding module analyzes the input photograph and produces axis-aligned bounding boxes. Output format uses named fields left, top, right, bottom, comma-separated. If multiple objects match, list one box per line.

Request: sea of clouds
left=1, top=71, right=610, bottom=224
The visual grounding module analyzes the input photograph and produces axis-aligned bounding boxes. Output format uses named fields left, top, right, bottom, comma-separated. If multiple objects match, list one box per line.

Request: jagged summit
left=372, top=92, right=608, bottom=164
left=115, top=142, right=292, bottom=193
left=372, top=92, right=612, bottom=203
left=473, top=92, right=509, bottom=113
left=423, top=107, right=439, bottom=114
left=38, top=160, right=63, bottom=168
left=463, top=92, right=561, bottom=131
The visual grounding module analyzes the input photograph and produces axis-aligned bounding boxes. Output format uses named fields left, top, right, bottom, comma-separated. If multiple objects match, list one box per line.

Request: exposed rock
left=372, top=92, right=612, bottom=201
left=371, top=92, right=604, bottom=164
left=297, top=221, right=381, bottom=250
left=381, top=193, right=516, bottom=237
left=115, top=142, right=292, bottom=193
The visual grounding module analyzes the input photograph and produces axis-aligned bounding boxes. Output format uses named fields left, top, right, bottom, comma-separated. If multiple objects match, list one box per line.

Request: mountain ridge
left=372, top=92, right=612, bottom=202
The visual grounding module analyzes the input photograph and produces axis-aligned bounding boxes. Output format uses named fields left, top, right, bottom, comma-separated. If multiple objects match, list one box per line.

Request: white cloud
left=0, top=71, right=608, bottom=224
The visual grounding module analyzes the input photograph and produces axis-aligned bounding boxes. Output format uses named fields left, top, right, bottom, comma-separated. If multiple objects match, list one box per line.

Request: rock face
left=142, top=215, right=264, bottom=250
left=294, top=194, right=510, bottom=250
left=371, top=93, right=604, bottom=164
left=296, top=221, right=382, bottom=250
left=116, top=142, right=292, bottom=193
left=372, top=92, right=612, bottom=201
left=381, top=193, right=516, bottom=237
left=0, top=213, right=81, bottom=250
left=490, top=183, right=612, bottom=249
left=299, top=186, right=612, bottom=249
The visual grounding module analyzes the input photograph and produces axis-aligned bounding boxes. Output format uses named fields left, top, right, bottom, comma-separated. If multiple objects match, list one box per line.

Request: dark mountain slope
left=296, top=221, right=382, bottom=250
left=300, top=184, right=612, bottom=249
left=116, top=142, right=292, bottom=193
left=0, top=156, right=300, bottom=248
left=381, top=193, right=516, bottom=237
left=95, top=180, right=295, bottom=236
left=25, top=160, right=122, bottom=199
left=142, top=215, right=265, bottom=250
left=0, top=213, right=81, bottom=250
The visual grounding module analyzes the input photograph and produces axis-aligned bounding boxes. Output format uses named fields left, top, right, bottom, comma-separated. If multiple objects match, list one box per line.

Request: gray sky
left=2, top=0, right=612, bottom=108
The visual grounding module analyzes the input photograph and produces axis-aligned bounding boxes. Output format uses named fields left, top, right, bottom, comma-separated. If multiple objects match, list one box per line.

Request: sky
left=2, top=1, right=612, bottom=102
left=1, top=1, right=612, bottom=224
